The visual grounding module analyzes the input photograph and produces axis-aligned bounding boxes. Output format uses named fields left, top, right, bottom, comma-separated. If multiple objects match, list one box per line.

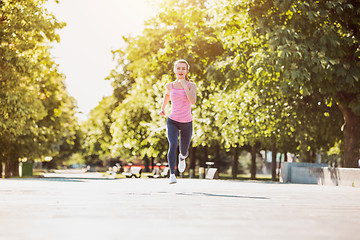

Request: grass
left=218, top=173, right=273, bottom=181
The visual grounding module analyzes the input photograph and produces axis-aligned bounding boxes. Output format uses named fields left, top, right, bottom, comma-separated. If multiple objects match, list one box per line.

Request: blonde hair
left=174, top=59, right=190, bottom=81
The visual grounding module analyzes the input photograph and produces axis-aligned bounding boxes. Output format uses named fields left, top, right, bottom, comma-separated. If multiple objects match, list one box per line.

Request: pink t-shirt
left=168, top=83, right=192, bottom=123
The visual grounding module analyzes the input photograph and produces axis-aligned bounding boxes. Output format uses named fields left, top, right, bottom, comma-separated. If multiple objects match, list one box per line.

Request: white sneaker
left=169, top=174, right=177, bottom=184
left=178, top=153, right=186, bottom=173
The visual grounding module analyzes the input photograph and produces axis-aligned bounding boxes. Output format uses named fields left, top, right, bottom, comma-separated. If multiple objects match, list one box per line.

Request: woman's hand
left=180, top=79, right=188, bottom=88
left=183, top=82, right=197, bottom=105
left=159, top=109, right=166, bottom=116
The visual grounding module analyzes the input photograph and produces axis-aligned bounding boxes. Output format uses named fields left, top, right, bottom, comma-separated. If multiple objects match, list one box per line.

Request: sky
left=45, top=0, right=158, bottom=120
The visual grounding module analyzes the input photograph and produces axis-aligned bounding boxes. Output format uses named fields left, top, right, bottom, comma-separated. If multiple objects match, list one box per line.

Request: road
left=0, top=176, right=359, bottom=240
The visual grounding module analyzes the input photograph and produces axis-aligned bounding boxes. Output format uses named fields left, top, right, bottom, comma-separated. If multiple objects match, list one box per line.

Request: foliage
left=5, top=0, right=357, bottom=175
left=0, top=0, right=78, bottom=174
left=245, top=0, right=359, bottom=166
left=81, top=95, right=118, bottom=165
left=99, top=0, right=356, bottom=170
left=106, top=0, right=224, bottom=161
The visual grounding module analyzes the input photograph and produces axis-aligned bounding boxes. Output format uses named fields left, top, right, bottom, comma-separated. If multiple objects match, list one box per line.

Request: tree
left=247, top=0, right=360, bottom=167
left=110, top=79, right=160, bottom=158
left=96, top=0, right=353, bottom=178
left=0, top=0, right=77, bottom=175
left=81, top=96, right=118, bottom=166
left=107, top=0, right=224, bottom=165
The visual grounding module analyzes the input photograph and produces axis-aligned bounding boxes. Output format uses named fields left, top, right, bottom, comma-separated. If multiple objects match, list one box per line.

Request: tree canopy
left=2, top=0, right=358, bottom=178
left=0, top=0, right=79, bottom=176
left=100, top=0, right=357, bottom=171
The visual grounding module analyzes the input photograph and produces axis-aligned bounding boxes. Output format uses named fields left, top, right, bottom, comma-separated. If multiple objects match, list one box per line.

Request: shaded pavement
left=0, top=174, right=359, bottom=240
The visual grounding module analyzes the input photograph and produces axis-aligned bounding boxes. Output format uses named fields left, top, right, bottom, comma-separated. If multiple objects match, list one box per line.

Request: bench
left=106, top=166, right=119, bottom=179
left=143, top=166, right=170, bottom=178
left=143, top=167, right=161, bottom=178
left=122, top=166, right=142, bottom=178
left=205, top=168, right=218, bottom=179
left=161, top=167, right=170, bottom=178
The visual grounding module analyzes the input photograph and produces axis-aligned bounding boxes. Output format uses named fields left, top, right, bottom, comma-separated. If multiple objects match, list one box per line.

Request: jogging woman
left=159, top=59, right=197, bottom=184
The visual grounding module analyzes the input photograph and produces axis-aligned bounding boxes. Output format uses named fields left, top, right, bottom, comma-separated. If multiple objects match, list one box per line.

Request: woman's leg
left=167, top=118, right=179, bottom=174
left=179, top=121, right=193, bottom=158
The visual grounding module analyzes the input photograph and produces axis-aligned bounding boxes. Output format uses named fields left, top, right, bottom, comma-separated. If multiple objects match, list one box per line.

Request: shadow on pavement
left=10, top=177, right=86, bottom=182
left=177, top=192, right=269, bottom=200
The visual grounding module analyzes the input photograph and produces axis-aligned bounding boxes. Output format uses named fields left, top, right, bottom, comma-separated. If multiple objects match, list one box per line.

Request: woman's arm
left=159, top=83, right=171, bottom=116
left=181, top=80, right=197, bottom=104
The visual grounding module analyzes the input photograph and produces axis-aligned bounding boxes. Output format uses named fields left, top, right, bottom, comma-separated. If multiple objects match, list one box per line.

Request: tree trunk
left=232, top=144, right=239, bottom=179
left=189, top=146, right=196, bottom=178
left=5, top=161, right=11, bottom=178
left=143, top=155, right=150, bottom=172
left=150, top=157, right=154, bottom=172
left=278, top=153, right=285, bottom=180
left=300, top=139, right=311, bottom=162
left=3, top=153, right=18, bottom=178
left=214, top=144, right=221, bottom=169
left=311, top=150, right=316, bottom=163
left=0, top=159, right=3, bottom=178
left=271, top=143, right=277, bottom=181
left=10, top=160, right=19, bottom=177
left=250, top=144, right=256, bottom=180
left=338, top=104, right=360, bottom=168
left=202, top=146, right=208, bottom=168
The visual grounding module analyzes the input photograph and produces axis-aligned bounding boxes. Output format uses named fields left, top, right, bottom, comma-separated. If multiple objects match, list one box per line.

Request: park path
left=0, top=176, right=359, bottom=240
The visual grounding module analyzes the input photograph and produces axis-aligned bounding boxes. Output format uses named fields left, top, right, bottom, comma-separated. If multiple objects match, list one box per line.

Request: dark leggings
left=166, top=118, right=193, bottom=174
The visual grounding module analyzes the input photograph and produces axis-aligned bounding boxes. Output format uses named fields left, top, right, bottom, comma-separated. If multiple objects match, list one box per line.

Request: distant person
left=159, top=59, right=197, bottom=184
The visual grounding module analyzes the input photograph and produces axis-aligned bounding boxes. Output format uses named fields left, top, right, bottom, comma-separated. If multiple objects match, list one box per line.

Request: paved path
left=0, top=177, right=359, bottom=240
